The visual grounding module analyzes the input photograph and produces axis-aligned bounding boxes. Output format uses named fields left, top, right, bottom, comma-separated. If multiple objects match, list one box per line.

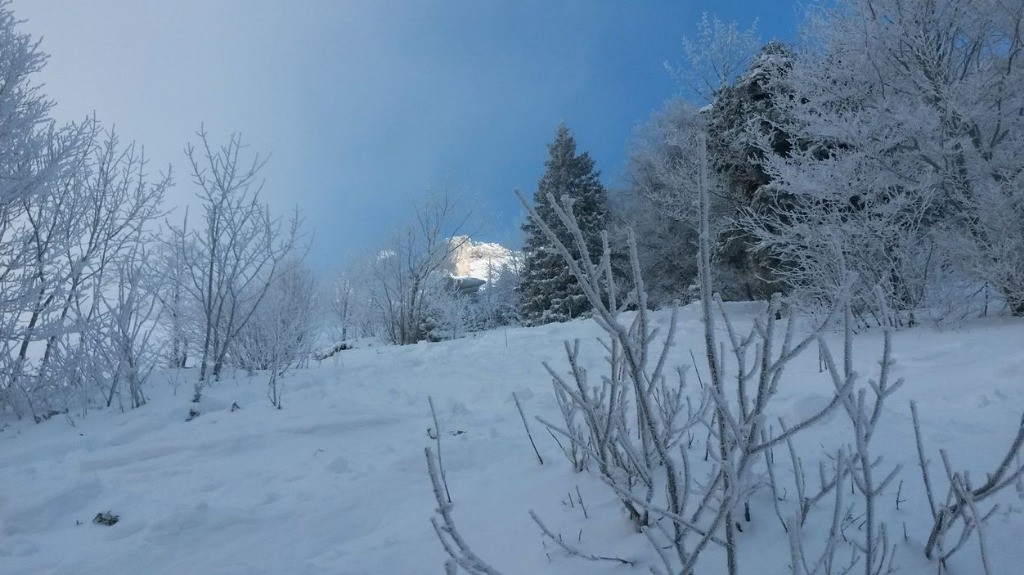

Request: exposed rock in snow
left=446, top=236, right=518, bottom=282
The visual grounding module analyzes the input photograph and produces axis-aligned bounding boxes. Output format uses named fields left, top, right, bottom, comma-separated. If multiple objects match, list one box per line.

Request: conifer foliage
left=706, top=41, right=794, bottom=301
left=518, top=124, right=608, bottom=325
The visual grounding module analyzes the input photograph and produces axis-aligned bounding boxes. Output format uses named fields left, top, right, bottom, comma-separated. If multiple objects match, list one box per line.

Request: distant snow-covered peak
left=447, top=236, right=518, bottom=282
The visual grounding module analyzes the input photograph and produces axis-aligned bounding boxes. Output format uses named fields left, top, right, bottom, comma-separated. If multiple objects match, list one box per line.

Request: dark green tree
left=519, top=124, right=608, bottom=325
left=706, top=41, right=795, bottom=301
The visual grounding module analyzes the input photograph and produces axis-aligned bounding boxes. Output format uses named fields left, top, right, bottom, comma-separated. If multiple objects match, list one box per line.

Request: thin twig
left=512, top=392, right=544, bottom=465
left=429, top=396, right=452, bottom=504
left=529, top=510, right=634, bottom=566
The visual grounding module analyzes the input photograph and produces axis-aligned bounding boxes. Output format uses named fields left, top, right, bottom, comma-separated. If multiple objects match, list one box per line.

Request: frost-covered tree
left=706, top=41, right=795, bottom=301
left=420, top=279, right=479, bottom=342
left=45, top=130, right=169, bottom=367
left=325, top=259, right=386, bottom=347
left=676, top=13, right=761, bottom=103
left=364, top=193, right=470, bottom=345
left=1, top=128, right=167, bottom=418
left=0, top=2, right=96, bottom=418
left=328, top=270, right=360, bottom=344
left=738, top=0, right=1024, bottom=320
left=518, top=124, right=608, bottom=324
left=177, top=128, right=298, bottom=403
left=232, top=258, right=318, bottom=408
left=618, top=96, right=774, bottom=306
left=620, top=38, right=787, bottom=307
left=0, top=2, right=179, bottom=419
left=617, top=100, right=704, bottom=306
left=56, top=131, right=169, bottom=414
left=95, top=238, right=165, bottom=410
left=0, top=123, right=171, bottom=420
left=154, top=239, right=198, bottom=368
left=476, top=256, right=521, bottom=328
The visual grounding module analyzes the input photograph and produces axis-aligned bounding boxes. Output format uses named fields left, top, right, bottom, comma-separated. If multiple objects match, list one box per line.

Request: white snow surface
left=2, top=304, right=1023, bottom=574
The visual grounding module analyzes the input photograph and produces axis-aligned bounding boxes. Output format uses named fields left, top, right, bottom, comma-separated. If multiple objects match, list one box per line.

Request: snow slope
left=1, top=304, right=1022, bottom=574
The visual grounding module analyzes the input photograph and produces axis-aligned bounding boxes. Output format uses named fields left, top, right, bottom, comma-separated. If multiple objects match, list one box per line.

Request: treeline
left=521, top=1, right=1024, bottom=328
left=330, top=0, right=1024, bottom=349
left=5, top=0, right=1022, bottom=418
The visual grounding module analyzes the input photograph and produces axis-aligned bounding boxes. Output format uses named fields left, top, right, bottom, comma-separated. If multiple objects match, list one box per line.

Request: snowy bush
left=509, top=139, right=887, bottom=574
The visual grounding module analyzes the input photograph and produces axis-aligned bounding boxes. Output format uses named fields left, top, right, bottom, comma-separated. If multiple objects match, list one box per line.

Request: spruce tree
left=706, top=41, right=795, bottom=300
left=519, top=124, right=607, bottom=325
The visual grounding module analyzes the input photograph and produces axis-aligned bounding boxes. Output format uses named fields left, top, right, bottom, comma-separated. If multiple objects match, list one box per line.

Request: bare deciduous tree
left=233, top=257, right=318, bottom=408
left=365, top=193, right=470, bottom=345
left=177, top=127, right=298, bottom=404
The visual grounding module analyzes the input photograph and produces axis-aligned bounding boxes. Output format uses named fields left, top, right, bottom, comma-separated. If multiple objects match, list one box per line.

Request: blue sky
left=13, top=1, right=801, bottom=270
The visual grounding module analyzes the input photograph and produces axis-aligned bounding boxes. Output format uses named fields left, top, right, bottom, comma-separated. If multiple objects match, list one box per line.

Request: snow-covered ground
left=1, top=304, right=1023, bottom=574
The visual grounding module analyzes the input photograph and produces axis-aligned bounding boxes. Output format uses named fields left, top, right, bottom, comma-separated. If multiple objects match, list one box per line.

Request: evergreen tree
left=519, top=124, right=607, bottom=325
left=706, top=41, right=795, bottom=301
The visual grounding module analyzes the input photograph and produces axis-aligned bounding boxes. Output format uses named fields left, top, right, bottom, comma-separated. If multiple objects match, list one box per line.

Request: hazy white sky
left=12, top=1, right=799, bottom=269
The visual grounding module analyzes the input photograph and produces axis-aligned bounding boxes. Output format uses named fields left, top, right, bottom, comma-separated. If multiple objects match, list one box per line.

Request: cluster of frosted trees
left=622, top=0, right=1024, bottom=324
left=336, top=0, right=1024, bottom=354
left=0, top=5, right=313, bottom=419
left=328, top=194, right=520, bottom=348
left=0, top=5, right=163, bottom=420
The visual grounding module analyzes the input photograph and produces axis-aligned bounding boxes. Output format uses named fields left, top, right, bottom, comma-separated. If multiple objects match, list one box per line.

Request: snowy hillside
left=1, top=305, right=1023, bottom=574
